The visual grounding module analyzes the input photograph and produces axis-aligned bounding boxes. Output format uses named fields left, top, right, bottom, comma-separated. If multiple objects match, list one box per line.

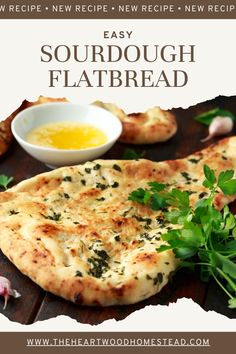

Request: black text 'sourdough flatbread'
left=0, top=137, right=236, bottom=306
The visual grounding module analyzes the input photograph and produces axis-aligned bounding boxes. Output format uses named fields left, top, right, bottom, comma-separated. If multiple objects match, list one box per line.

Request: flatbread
left=0, top=137, right=236, bottom=306
left=93, top=101, right=177, bottom=144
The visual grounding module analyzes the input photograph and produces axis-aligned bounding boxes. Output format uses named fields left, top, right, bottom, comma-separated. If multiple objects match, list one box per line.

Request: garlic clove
left=201, top=134, right=213, bottom=143
left=0, top=276, right=21, bottom=310
left=201, top=116, right=234, bottom=143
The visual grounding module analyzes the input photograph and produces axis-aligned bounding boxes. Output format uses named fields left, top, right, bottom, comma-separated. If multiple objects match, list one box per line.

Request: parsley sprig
left=129, top=165, right=236, bottom=309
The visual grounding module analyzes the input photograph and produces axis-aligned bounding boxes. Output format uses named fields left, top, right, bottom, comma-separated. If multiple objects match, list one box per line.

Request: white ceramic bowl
left=12, top=102, right=122, bottom=168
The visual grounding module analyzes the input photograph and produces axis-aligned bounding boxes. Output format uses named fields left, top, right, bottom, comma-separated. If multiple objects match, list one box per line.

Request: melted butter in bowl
left=27, top=121, right=107, bottom=150
left=12, top=102, right=122, bottom=167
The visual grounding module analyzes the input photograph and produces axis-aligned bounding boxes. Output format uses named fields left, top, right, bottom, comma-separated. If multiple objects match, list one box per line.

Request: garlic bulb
left=201, top=116, right=234, bottom=142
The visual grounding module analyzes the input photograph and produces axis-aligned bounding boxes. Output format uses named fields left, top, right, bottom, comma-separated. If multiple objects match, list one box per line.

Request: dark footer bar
left=0, top=332, right=234, bottom=353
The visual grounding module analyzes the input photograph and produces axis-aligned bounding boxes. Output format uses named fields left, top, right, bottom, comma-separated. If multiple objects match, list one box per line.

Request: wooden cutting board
left=0, top=95, right=236, bottom=324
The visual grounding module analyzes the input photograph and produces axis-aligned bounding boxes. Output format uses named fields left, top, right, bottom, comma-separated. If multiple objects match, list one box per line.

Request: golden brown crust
left=0, top=137, right=236, bottom=306
left=93, top=101, right=177, bottom=144
left=0, top=100, right=31, bottom=156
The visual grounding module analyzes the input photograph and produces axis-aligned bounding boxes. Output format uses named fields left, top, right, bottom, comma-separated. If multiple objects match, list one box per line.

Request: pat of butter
left=27, top=121, right=107, bottom=150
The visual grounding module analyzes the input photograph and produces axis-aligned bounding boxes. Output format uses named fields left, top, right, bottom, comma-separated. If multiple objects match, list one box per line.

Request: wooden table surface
left=0, top=95, right=236, bottom=324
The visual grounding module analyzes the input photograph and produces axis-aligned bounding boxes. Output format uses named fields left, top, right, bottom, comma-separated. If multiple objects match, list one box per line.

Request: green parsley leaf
left=218, top=179, right=236, bottom=195
left=203, top=164, right=216, bottom=185
left=143, top=190, right=151, bottom=205
left=63, top=176, right=72, bottom=182
left=122, top=148, right=146, bottom=160
left=225, top=240, right=236, bottom=251
left=128, top=188, right=146, bottom=204
left=224, top=213, right=236, bottom=230
left=194, top=108, right=235, bottom=126
left=166, top=189, right=190, bottom=209
left=174, top=247, right=197, bottom=259
left=211, top=252, right=236, bottom=280
left=150, top=193, right=167, bottom=210
left=148, top=182, right=166, bottom=192
left=165, top=209, right=189, bottom=224
left=93, top=163, right=101, bottom=170
left=156, top=245, right=172, bottom=253
left=228, top=298, right=236, bottom=309
left=0, top=175, right=13, bottom=190
left=218, top=170, right=234, bottom=184
left=43, top=211, right=62, bottom=221
left=113, top=164, right=122, bottom=172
